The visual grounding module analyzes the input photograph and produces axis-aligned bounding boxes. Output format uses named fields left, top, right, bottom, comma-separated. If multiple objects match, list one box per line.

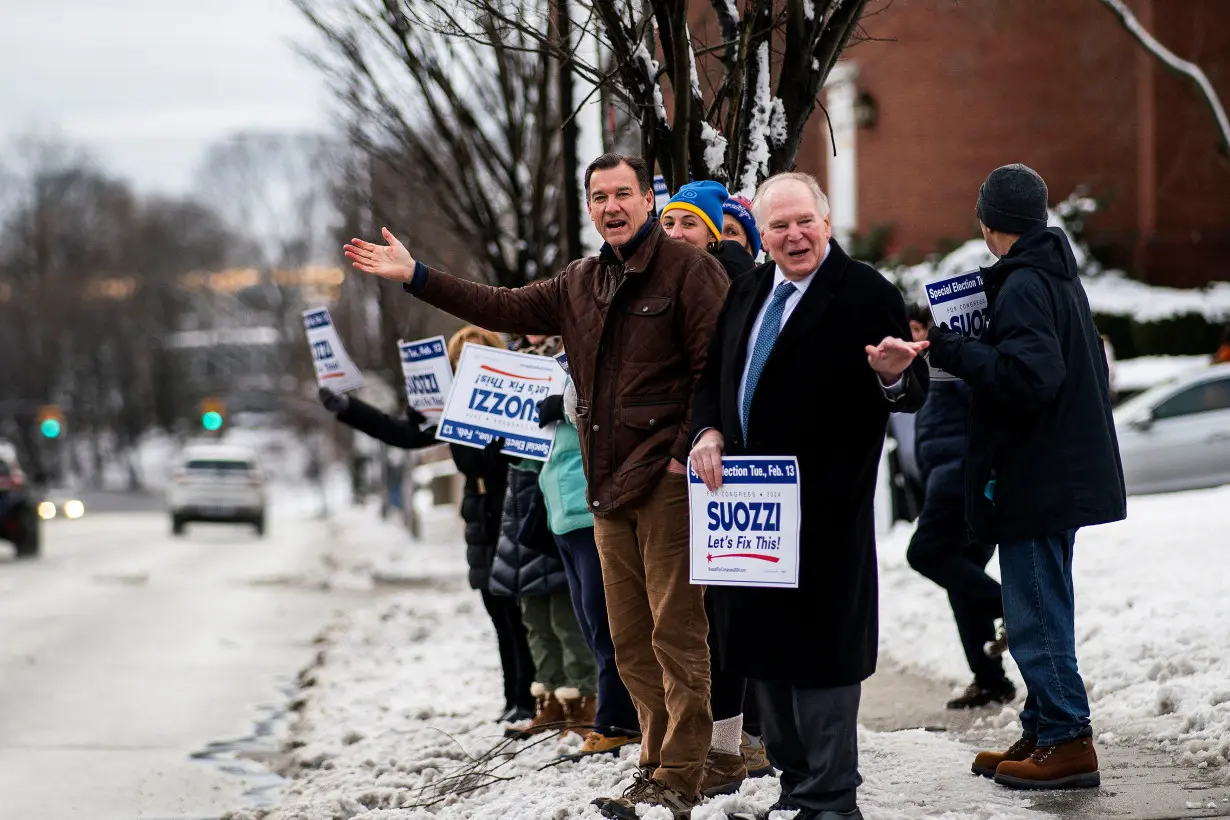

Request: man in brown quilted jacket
left=344, top=153, right=728, bottom=819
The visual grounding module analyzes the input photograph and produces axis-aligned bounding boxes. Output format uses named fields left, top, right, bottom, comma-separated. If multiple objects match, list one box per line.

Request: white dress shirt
left=737, top=243, right=832, bottom=414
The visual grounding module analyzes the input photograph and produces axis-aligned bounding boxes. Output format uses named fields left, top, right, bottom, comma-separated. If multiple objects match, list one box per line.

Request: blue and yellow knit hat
left=660, top=180, right=729, bottom=243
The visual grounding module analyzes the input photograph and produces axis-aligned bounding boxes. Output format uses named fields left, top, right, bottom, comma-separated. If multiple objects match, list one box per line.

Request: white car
left=1114, top=363, right=1230, bottom=495
left=167, top=444, right=267, bottom=536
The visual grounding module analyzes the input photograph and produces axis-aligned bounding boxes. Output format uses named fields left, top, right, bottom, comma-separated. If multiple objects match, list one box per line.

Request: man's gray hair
left=751, top=172, right=830, bottom=224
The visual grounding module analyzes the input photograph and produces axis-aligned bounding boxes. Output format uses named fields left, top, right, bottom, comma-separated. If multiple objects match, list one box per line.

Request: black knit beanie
left=976, top=164, right=1048, bottom=234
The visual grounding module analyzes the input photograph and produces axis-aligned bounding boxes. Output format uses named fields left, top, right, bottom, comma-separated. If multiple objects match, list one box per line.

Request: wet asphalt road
left=0, top=494, right=364, bottom=820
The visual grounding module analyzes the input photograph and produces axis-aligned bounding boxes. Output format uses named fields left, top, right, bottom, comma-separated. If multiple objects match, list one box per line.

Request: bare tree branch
left=1097, top=0, right=1230, bottom=158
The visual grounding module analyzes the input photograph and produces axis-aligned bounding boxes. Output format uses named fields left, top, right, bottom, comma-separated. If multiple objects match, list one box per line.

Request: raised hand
left=865, top=336, right=929, bottom=381
left=343, top=227, right=416, bottom=282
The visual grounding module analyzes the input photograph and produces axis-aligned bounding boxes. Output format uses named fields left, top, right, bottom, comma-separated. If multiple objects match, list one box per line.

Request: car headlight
left=37, top=501, right=57, bottom=520
left=63, top=499, right=85, bottom=519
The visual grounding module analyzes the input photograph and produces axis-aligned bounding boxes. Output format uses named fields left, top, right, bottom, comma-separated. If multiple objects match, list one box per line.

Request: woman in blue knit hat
left=660, top=180, right=758, bottom=281
left=721, top=194, right=762, bottom=260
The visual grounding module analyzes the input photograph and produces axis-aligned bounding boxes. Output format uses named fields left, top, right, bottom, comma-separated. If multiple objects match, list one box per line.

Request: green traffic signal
left=40, top=418, right=62, bottom=439
left=201, top=411, right=224, bottom=431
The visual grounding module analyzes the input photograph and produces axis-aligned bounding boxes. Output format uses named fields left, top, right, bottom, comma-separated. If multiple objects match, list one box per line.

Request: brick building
left=687, top=0, right=1230, bottom=287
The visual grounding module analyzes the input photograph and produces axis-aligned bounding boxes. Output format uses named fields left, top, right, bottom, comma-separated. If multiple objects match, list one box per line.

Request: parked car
left=167, top=444, right=267, bottom=536
left=0, top=441, right=40, bottom=558
left=1114, top=363, right=1230, bottom=495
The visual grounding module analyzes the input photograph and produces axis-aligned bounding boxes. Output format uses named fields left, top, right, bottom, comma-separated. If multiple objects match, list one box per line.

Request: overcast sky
left=0, top=0, right=330, bottom=195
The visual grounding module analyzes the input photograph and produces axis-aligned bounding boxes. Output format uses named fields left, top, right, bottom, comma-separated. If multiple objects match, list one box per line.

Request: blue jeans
left=998, top=529, right=1092, bottom=746
left=554, top=527, right=639, bottom=736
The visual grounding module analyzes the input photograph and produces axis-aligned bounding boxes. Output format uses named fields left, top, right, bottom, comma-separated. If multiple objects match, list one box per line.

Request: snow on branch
left=700, top=121, right=728, bottom=178
left=738, top=42, right=773, bottom=197
left=1098, top=0, right=1230, bottom=156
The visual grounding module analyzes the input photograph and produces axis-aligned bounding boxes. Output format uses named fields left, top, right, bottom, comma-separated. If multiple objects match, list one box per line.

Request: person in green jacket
left=497, top=335, right=599, bottom=741
left=537, top=375, right=641, bottom=757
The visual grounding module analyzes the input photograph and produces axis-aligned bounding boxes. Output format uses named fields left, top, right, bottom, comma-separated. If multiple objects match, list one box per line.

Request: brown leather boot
left=700, top=748, right=747, bottom=797
left=994, top=736, right=1100, bottom=790
left=556, top=687, right=597, bottom=737
left=740, top=731, right=774, bottom=778
left=504, top=683, right=566, bottom=739
left=971, top=736, right=1036, bottom=778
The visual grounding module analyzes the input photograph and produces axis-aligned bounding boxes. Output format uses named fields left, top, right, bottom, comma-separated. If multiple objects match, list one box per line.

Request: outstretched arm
left=334, top=395, right=437, bottom=450
left=345, top=228, right=562, bottom=336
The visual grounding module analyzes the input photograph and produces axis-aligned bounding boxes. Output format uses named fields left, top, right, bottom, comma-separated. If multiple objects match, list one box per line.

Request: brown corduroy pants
left=593, top=471, right=712, bottom=796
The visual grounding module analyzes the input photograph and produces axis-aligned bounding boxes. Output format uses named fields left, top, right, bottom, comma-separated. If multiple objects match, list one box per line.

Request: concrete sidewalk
left=862, top=663, right=1230, bottom=820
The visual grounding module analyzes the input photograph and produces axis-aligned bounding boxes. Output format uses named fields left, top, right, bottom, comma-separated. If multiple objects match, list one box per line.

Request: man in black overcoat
left=689, top=172, right=928, bottom=820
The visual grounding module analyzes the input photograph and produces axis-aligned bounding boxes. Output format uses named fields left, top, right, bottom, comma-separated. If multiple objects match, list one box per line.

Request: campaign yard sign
left=436, top=343, right=567, bottom=462
left=924, top=270, right=989, bottom=381
left=688, top=457, right=801, bottom=588
left=303, top=307, right=365, bottom=393
left=398, top=336, right=453, bottom=425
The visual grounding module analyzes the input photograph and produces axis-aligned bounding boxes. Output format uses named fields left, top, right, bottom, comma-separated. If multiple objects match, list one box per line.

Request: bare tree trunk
left=1098, top=0, right=1230, bottom=159
left=558, top=0, right=584, bottom=262
left=665, top=0, right=691, bottom=191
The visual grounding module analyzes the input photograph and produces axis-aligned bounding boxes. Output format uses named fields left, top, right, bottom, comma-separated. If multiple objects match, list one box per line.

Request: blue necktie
left=742, top=281, right=797, bottom=437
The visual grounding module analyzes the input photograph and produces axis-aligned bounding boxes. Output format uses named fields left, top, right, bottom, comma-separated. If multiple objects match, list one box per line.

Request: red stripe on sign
left=709, top=553, right=781, bottom=563
left=480, top=364, right=552, bottom=381
left=321, top=372, right=348, bottom=380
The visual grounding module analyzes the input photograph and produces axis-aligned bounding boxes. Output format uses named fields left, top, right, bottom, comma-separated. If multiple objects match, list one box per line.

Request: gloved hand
left=319, top=386, right=350, bottom=414
left=482, top=436, right=507, bottom=468
left=925, top=323, right=960, bottom=369
left=537, top=394, right=565, bottom=428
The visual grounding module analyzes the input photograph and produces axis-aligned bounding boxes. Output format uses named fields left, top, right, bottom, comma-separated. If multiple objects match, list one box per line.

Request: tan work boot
left=564, top=730, right=641, bottom=759
left=995, top=736, right=1100, bottom=790
left=504, top=682, right=565, bottom=739
left=972, top=735, right=1036, bottom=778
left=740, top=731, right=774, bottom=778
left=555, top=687, right=597, bottom=737
left=700, top=748, right=747, bottom=797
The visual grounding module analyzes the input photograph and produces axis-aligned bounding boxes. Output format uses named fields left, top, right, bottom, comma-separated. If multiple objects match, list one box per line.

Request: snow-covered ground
left=225, top=506, right=1044, bottom=820
left=879, top=485, right=1230, bottom=780
left=223, top=475, right=1230, bottom=820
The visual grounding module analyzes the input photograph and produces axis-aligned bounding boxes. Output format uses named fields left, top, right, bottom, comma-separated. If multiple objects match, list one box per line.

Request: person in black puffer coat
left=320, top=325, right=538, bottom=724
left=491, top=334, right=597, bottom=741
left=904, top=307, right=1012, bottom=711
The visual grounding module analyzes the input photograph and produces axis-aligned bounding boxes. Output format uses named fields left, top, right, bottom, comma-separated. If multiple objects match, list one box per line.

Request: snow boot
left=504, top=683, right=565, bottom=739
left=971, top=735, right=1036, bottom=778
left=994, top=735, right=1100, bottom=790
left=555, top=687, right=596, bottom=737
left=946, top=678, right=1016, bottom=710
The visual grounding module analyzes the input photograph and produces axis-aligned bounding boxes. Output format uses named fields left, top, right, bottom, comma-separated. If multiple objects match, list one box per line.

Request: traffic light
left=200, top=397, right=226, bottom=432
left=36, top=405, right=64, bottom=439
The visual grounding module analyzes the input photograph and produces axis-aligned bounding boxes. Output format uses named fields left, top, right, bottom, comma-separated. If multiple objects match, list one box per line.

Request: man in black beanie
left=926, top=163, right=1125, bottom=791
